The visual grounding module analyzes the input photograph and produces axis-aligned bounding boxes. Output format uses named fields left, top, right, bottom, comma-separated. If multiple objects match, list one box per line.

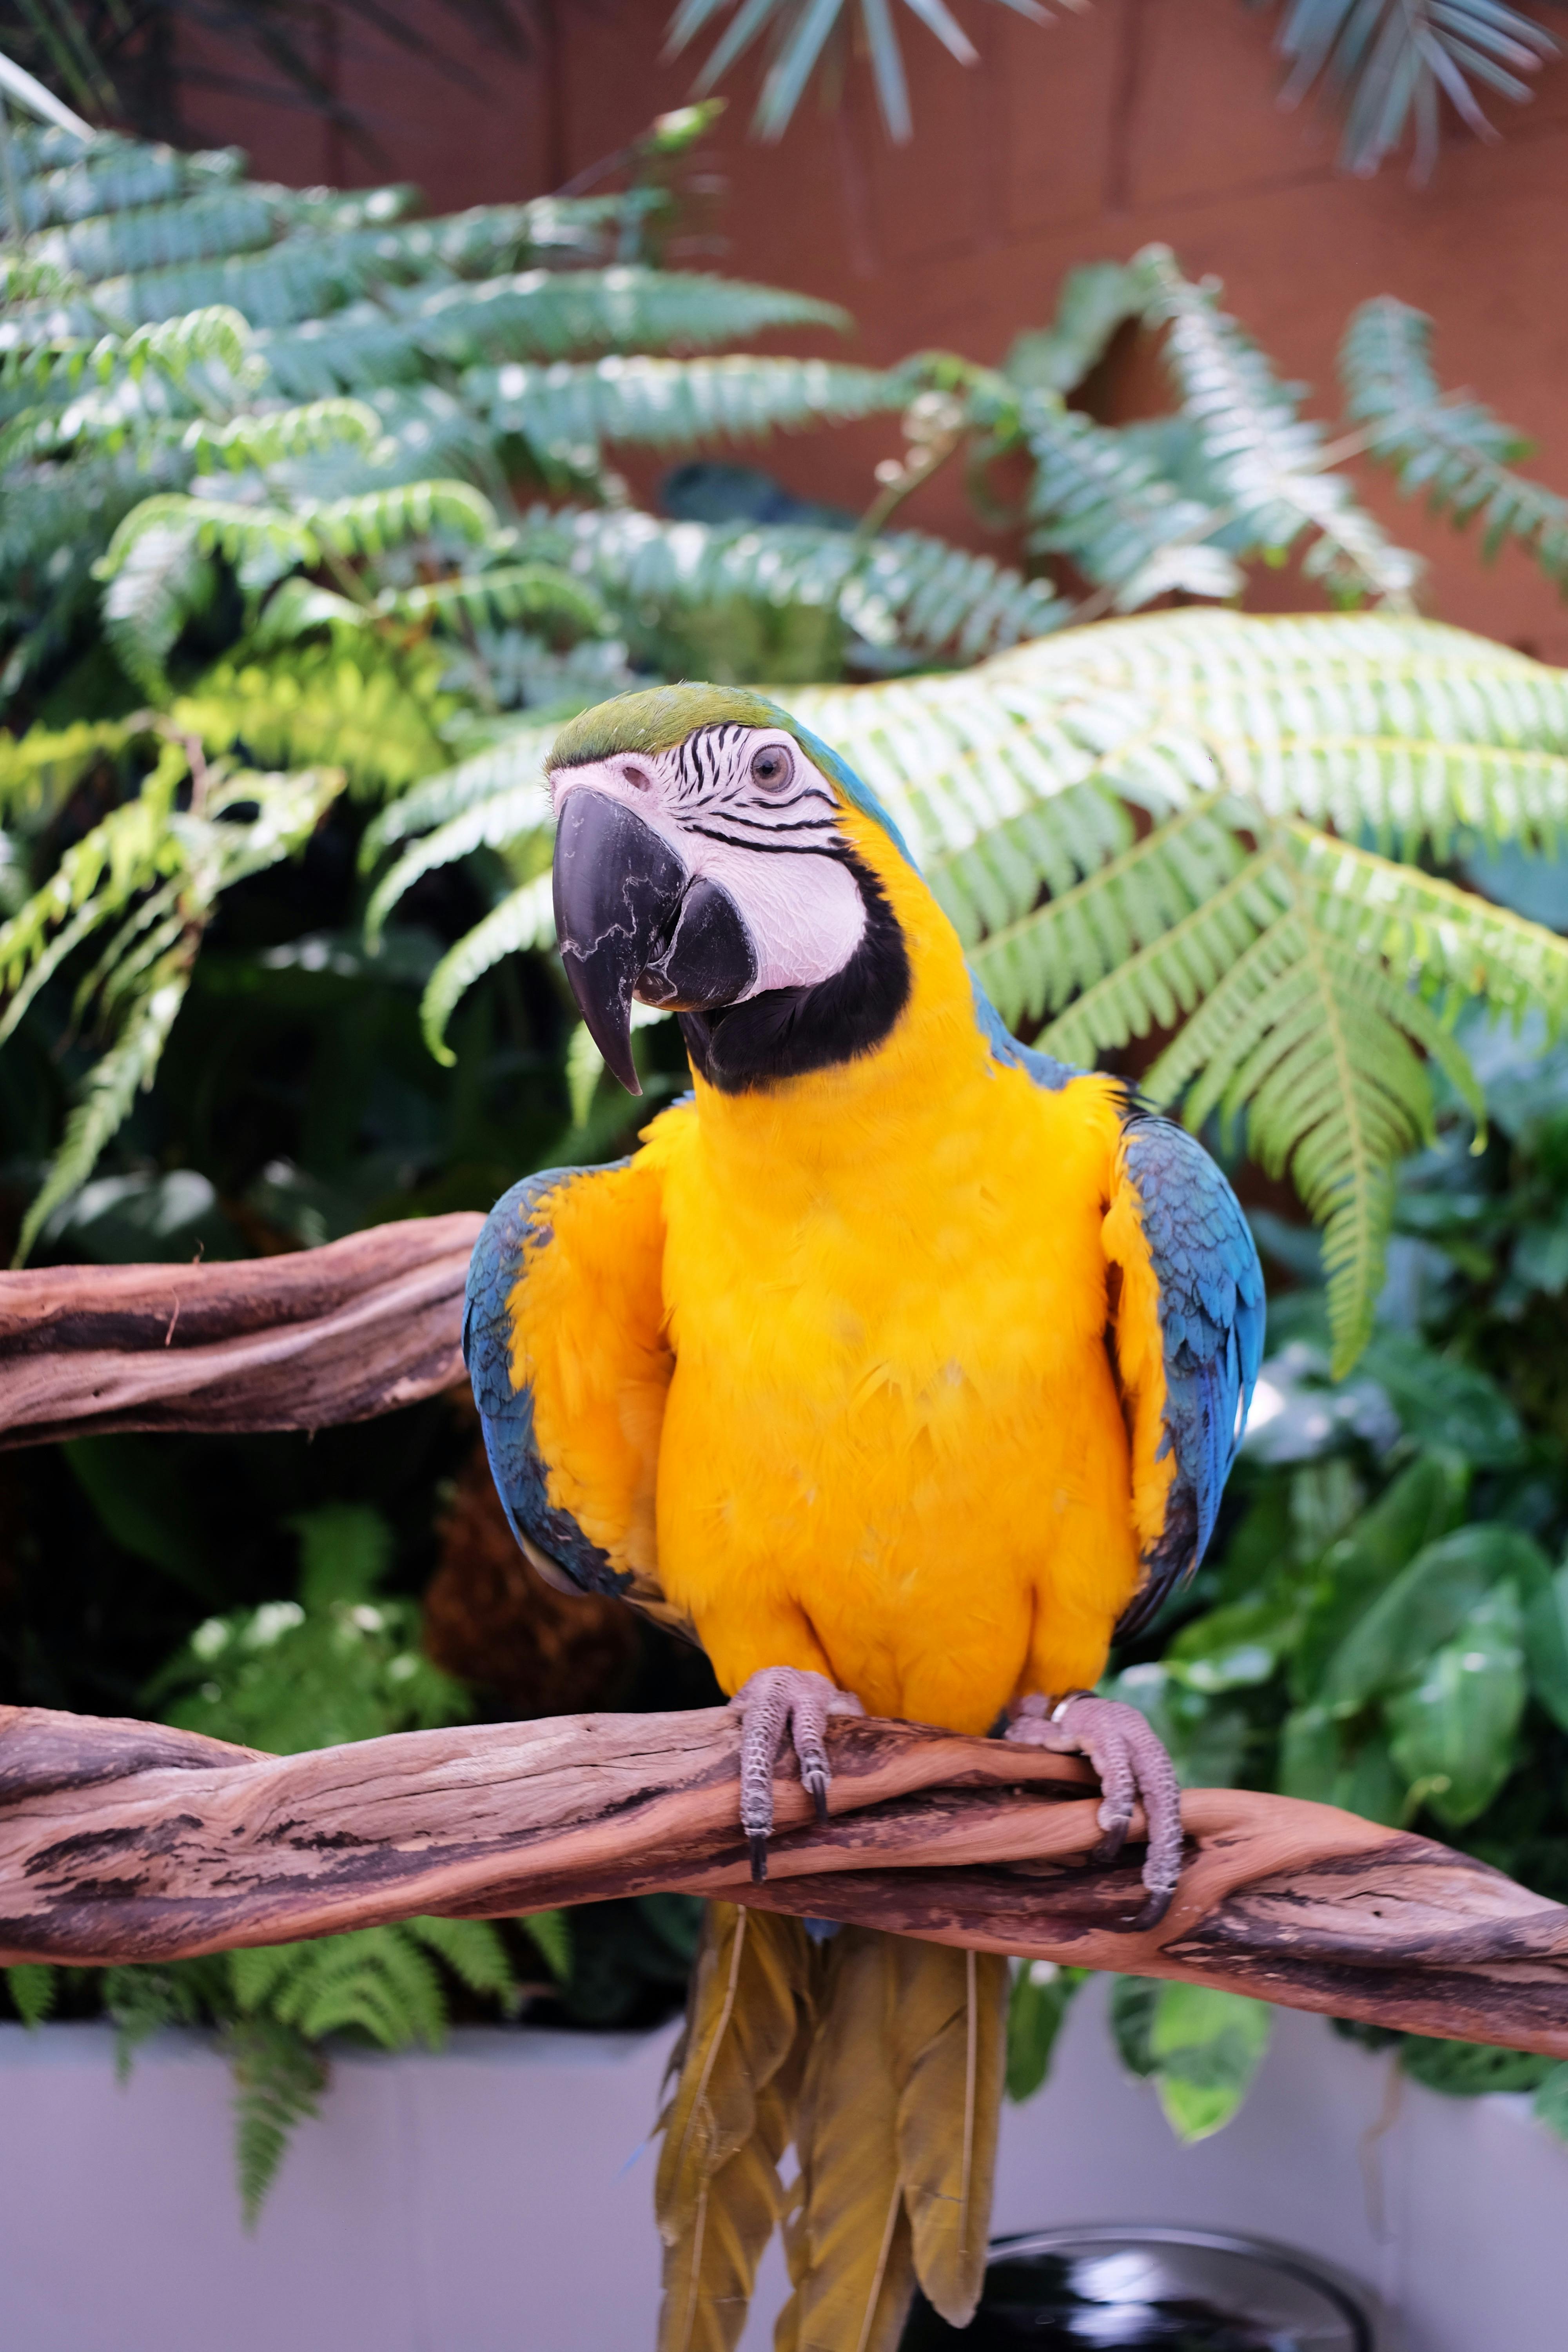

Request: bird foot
left=729, top=1666, right=865, bottom=1884
left=1007, top=1692, right=1183, bottom=1930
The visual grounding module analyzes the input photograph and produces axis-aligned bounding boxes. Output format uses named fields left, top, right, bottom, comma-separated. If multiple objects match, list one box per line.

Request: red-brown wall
left=183, top=0, right=1568, bottom=661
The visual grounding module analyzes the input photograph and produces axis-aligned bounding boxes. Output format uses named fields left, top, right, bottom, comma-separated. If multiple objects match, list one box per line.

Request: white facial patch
left=550, top=725, right=868, bottom=998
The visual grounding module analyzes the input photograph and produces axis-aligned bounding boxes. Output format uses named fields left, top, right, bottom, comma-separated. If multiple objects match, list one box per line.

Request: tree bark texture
left=2, top=1703, right=1564, bottom=2056
left=0, top=1216, right=481, bottom=1445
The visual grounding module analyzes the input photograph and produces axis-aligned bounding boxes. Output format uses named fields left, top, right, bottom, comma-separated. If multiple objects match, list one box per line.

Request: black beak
left=552, top=788, right=757, bottom=1096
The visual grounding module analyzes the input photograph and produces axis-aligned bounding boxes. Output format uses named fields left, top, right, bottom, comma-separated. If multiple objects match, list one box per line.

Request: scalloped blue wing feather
left=463, top=1166, right=631, bottom=1601
left=1114, top=1111, right=1266, bottom=1636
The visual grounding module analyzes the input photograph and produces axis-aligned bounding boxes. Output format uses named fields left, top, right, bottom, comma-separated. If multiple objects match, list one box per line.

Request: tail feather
left=777, top=1929, right=1009, bottom=2352
left=891, top=1938, right=1009, bottom=2325
left=655, top=1904, right=813, bottom=2352
left=778, top=1927, right=918, bottom=2352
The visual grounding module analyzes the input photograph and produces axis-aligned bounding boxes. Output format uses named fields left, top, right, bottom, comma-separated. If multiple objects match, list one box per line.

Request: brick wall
left=181, top=0, right=1568, bottom=660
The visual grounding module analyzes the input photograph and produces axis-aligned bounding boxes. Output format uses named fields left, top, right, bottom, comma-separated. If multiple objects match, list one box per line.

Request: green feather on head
left=546, top=683, right=916, bottom=864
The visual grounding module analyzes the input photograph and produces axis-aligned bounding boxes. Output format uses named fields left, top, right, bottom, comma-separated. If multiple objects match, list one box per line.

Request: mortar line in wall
left=1103, top=0, right=1147, bottom=213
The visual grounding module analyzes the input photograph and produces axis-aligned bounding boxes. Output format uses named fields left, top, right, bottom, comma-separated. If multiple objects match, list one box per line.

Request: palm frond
left=1273, top=0, right=1557, bottom=178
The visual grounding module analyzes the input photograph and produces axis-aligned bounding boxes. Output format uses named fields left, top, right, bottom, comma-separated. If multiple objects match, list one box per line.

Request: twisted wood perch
left=1, top=1225, right=1565, bottom=2056
left=0, top=1215, right=480, bottom=1445
left=2, top=1703, right=1565, bottom=2056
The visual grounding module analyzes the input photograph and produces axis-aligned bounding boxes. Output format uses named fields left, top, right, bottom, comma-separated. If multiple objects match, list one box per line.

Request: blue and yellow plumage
left=463, top=683, right=1264, bottom=2352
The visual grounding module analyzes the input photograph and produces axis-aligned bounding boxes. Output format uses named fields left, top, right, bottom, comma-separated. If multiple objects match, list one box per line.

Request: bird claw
left=730, top=1666, right=865, bottom=1882
left=1006, top=1692, right=1183, bottom=1927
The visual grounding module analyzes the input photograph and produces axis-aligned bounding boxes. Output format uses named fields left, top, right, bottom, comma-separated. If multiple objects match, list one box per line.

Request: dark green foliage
left=1087, top=997, right=1568, bottom=2133
left=1005, top=1964, right=1085, bottom=2103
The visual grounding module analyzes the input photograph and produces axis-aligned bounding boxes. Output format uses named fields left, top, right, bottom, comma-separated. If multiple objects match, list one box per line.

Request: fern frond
left=251, top=267, right=846, bottom=397
left=1019, top=394, right=1239, bottom=607
left=926, top=779, right=1133, bottom=948
left=13, top=140, right=189, bottom=233
left=379, top=563, right=610, bottom=639
left=1004, top=260, right=1148, bottom=396
left=1138, top=247, right=1420, bottom=606
left=405, top=265, right=847, bottom=365
left=224, top=2016, right=328, bottom=2230
left=183, top=396, right=381, bottom=472
left=0, top=715, right=133, bottom=826
left=404, top=1915, right=515, bottom=1998
left=307, top=478, right=496, bottom=557
left=97, top=479, right=496, bottom=604
left=516, top=505, right=1067, bottom=661
left=360, top=723, right=555, bottom=863
left=970, top=798, right=1257, bottom=1025
left=420, top=875, right=556, bottom=1063
left=15, top=950, right=192, bottom=1265
left=5, top=1962, right=58, bottom=2025
left=101, top=520, right=211, bottom=695
left=466, top=354, right=906, bottom=458
left=1341, top=298, right=1568, bottom=580
left=174, top=649, right=452, bottom=796
left=517, top=1909, right=572, bottom=1981
left=27, top=187, right=281, bottom=280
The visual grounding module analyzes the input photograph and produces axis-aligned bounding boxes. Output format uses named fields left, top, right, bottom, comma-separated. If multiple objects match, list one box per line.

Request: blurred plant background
left=4, top=85, right=1568, bottom=2210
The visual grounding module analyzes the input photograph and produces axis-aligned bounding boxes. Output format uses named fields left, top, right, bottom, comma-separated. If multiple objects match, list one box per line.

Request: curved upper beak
left=552, top=787, right=757, bottom=1096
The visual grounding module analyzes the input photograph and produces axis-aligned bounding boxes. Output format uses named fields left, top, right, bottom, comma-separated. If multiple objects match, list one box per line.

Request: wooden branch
left=3, top=1238, right=1565, bottom=2058
left=0, top=1216, right=481, bottom=1445
left=3, top=1703, right=1565, bottom=2055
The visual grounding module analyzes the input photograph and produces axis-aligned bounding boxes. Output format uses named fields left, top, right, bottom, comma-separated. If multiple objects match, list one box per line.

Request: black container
left=900, top=2226, right=1374, bottom=2350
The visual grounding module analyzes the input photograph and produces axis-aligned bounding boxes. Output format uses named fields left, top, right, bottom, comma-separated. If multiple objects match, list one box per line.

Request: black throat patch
left=677, top=844, right=911, bottom=1093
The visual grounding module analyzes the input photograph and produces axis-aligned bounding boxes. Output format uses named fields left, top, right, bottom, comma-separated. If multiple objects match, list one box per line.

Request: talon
left=730, top=1665, right=862, bottom=1875
left=1128, top=1883, right=1176, bottom=1933
left=1007, top=1691, right=1184, bottom=1919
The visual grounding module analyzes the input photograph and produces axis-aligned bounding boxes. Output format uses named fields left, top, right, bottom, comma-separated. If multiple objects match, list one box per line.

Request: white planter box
left=1, top=1977, right=1562, bottom=2352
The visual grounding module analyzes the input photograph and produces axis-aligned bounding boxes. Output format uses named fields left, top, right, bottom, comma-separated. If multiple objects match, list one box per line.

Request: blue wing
left=463, top=1167, right=631, bottom=1601
left=1111, top=1109, right=1267, bottom=1638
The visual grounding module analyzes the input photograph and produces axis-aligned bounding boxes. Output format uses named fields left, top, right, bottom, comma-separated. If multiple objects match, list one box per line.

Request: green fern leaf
left=5, top=1962, right=58, bottom=2026
left=183, top=395, right=381, bottom=472
left=1342, top=298, right=1568, bottom=580
left=1138, top=246, right=1420, bottom=606
left=14, top=949, right=192, bottom=1265
left=517, top=1909, right=572, bottom=1982
left=420, top=876, right=556, bottom=1063
left=405, top=1915, right=516, bottom=1998
left=173, top=648, right=453, bottom=796
left=1004, top=261, right=1148, bottom=397
left=379, top=563, right=610, bottom=639
left=224, top=2015, right=328, bottom=2230
left=466, top=353, right=906, bottom=460
left=1020, top=394, right=1238, bottom=607
left=360, top=722, right=557, bottom=864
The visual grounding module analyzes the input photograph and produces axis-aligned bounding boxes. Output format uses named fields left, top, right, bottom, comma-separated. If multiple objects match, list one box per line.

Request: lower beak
left=552, top=788, right=757, bottom=1096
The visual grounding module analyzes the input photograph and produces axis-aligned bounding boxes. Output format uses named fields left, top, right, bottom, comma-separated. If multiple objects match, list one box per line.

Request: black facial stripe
left=678, top=842, right=910, bottom=1092
left=696, top=809, right=841, bottom=836
left=682, top=823, right=848, bottom=857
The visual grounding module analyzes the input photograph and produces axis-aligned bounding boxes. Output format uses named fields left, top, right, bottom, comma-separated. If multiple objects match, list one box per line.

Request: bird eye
left=749, top=743, right=793, bottom=791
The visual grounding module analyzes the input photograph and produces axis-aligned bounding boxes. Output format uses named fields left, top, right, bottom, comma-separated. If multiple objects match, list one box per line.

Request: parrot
left=462, top=684, right=1266, bottom=2352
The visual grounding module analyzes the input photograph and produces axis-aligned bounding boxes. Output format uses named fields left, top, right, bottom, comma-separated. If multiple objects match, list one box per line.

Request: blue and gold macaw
left=464, top=685, right=1265, bottom=2352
